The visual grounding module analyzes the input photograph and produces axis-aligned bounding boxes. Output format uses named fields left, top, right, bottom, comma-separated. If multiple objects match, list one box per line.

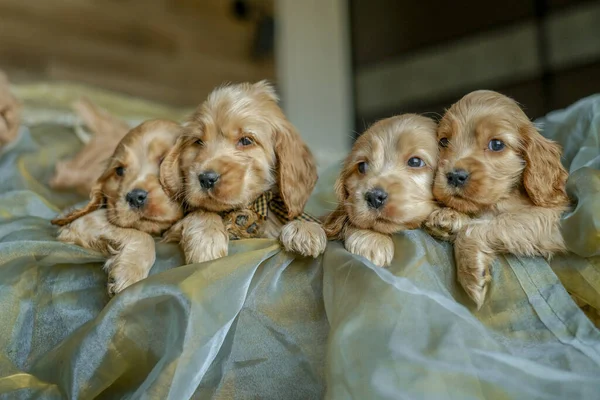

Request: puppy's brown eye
left=439, top=137, right=450, bottom=148
left=194, top=139, right=203, bottom=145
left=407, top=157, right=425, bottom=168
left=238, top=136, right=254, bottom=146
left=357, top=161, right=368, bottom=174
left=488, top=139, right=505, bottom=152
left=115, top=166, right=125, bottom=177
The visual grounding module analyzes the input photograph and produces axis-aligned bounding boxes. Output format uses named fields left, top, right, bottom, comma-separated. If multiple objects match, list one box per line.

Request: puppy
left=0, top=70, right=21, bottom=149
left=424, top=90, right=570, bottom=309
left=323, top=114, right=439, bottom=267
left=159, top=81, right=327, bottom=264
left=52, top=120, right=184, bottom=295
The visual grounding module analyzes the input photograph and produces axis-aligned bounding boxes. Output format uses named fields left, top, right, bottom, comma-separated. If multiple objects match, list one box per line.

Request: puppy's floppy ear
left=51, top=180, right=105, bottom=226
left=274, top=119, right=318, bottom=219
left=323, top=175, right=349, bottom=239
left=255, top=79, right=316, bottom=217
left=160, top=135, right=186, bottom=198
left=520, top=122, right=569, bottom=208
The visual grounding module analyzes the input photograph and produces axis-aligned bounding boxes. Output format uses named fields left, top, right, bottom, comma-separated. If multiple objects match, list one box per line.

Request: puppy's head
left=325, top=114, right=439, bottom=236
left=160, top=81, right=317, bottom=217
left=433, top=90, right=569, bottom=214
left=52, top=120, right=184, bottom=234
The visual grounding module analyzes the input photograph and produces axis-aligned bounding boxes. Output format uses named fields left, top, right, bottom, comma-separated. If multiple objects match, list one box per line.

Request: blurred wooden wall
left=0, top=0, right=275, bottom=106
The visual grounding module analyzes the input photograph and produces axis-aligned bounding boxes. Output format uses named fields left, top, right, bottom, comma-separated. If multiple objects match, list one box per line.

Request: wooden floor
left=0, top=0, right=275, bottom=107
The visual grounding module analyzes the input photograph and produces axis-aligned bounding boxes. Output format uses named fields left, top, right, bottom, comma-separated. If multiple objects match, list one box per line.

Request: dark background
left=349, top=0, right=600, bottom=130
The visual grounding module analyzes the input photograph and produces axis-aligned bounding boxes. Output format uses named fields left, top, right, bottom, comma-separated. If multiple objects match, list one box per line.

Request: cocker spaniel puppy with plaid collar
left=425, top=90, right=571, bottom=309
left=160, top=81, right=326, bottom=264
left=324, top=114, right=439, bottom=266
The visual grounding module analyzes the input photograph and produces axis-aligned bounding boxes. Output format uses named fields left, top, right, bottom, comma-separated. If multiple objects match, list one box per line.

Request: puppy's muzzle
left=365, top=187, right=388, bottom=209
left=446, top=169, right=469, bottom=188
left=126, top=189, right=148, bottom=209
left=199, top=170, right=220, bottom=190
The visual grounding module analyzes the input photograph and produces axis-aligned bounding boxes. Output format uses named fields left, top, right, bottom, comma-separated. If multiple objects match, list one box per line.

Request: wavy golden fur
left=160, top=81, right=326, bottom=264
left=52, top=120, right=184, bottom=295
left=424, top=90, right=570, bottom=308
left=324, top=114, right=439, bottom=266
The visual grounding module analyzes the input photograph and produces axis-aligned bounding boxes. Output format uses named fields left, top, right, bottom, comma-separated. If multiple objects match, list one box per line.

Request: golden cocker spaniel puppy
left=52, top=120, right=184, bottom=295
left=424, top=90, right=570, bottom=309
left=323, top=114, right=439, bottom=266
left=159, top=81, right=327, bottom=264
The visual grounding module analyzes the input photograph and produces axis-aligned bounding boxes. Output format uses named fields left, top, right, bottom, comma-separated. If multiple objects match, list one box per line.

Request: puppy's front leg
left=164, top=210, right=229, bottom=264
left=106, top=230, right=156, bottom=296
left=280, top=220, right=327, bottom=258
left=466, top=208, right=566, bottom=258
left=454, top=230, right=493, bottom=310
left=55, top=210, right=156, bottom=296
left=453, top=207, right=565, bottom=309
left=344, top=225, right=394, bottom=267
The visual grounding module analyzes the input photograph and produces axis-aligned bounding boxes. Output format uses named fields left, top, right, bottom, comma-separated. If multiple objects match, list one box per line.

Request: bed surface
left=0, top=83, right=599, bottom=399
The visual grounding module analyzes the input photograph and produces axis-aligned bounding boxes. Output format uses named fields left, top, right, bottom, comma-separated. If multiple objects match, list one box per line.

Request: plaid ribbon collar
left=251, top=191, right=320, bottom=224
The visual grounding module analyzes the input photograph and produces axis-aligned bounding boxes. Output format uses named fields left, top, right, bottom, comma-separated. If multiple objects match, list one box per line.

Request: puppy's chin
left=107, top=195, right=183, bottom=235
left=185, top=192, right=246, bottom=212
left=185, top=181, right=257, bottom=212
left=346, top=203, right=424, bottom=234
left=432, top=171, right=514, bottom=215
left=434, top=150, right=525, bottom=215
left=433, top=189, right=486, bottom=215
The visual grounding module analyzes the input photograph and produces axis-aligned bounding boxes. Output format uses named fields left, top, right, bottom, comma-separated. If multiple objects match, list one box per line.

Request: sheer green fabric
left=0, top=85, right=598, bottom=399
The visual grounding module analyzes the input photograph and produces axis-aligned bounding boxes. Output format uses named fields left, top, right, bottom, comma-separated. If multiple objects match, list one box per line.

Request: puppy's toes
left=424, top=224, right=456, bottom=241
left=345, top=229, right=394, bottom=267
left=235, top=214, right=249, bottom=226
left=455, top=245, right=493, bottom=310
left=424, top=208, right=464, bottom=241
left=367, top=244, right=394, bottom=267
left=223, top=209, right=264, bottom=240
left=106, top=265, right=147, bottom=297
left=280, top=220, right=327, bottom=258
left=107, top=276, right=117, bottom=298
left=246, top=222, right=260, bottom=235
left=103, top=246, right=154, bottom=297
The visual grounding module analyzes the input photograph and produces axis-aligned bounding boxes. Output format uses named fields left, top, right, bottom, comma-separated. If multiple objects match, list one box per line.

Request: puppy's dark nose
left=126, top=189, right=148, bottom=209
left=446, top=169, right=470, bottom=187
left=365, top=188, right=388, bottom=209
left=199, top=170, right=220, bottom=189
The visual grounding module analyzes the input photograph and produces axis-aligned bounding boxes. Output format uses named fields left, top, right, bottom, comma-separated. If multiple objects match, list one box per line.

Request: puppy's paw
left=181, top=225, right=229, bottom=264
left=455, top=233, right=494, bottom=309
left=223, top=209, right=265, bottom=239
left=424, top=208, right=467, bottom=241
left=103, top=232, right=155, bottom=297
left=345, top=229, right=394, bottom=267
left=280, top=220, right=327, bottom=258
left=183, top=236, right=229, bottom=264
left=161, top=219, right=183, bottom=243
left=176, top=211, right=229, bottom=264
left=104, top=256, right=152, bottom=297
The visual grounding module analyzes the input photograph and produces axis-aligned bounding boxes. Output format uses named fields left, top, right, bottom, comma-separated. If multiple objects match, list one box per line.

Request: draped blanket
left=0, top=84, right=598, bottom=399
